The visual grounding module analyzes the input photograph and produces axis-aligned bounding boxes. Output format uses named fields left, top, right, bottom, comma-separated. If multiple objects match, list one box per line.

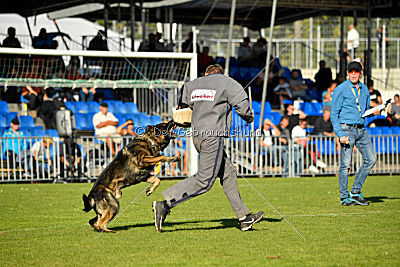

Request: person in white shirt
left=258, top=119, right=281, bottom=169
left=92, top=102, right=119, bottom=155
left=346, top=24, right=359, bottom=59
left=291, top=119, right=326, bottom=174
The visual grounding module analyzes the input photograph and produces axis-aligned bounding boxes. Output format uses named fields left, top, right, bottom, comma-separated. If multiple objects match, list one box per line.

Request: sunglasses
left=348, top=70, right=360, bottom=75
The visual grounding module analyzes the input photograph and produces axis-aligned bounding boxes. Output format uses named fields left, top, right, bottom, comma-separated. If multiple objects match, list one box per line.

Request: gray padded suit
left=163, top=73, right=253, bottom=218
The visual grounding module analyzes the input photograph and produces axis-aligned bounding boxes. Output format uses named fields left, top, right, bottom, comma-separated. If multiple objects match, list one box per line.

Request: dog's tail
left=82, top=194, right=94, bottom=212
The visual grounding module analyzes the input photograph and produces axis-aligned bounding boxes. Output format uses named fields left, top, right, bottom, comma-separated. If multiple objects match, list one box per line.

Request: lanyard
left=348, top=83, right=362, bottom=114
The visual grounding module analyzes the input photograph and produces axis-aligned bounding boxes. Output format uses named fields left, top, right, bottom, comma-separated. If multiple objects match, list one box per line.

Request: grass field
left=1, top=175, right=399, bottom=266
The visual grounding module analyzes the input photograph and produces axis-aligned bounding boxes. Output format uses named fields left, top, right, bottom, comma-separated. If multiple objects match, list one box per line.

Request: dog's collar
left=137, top=134, right=160, bottom=153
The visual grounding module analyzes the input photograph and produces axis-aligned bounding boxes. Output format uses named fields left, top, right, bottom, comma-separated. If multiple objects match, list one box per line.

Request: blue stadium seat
left=263, top=101, right=272, bottom=114
left=65, top=101, right=74, bottom=112
left=111, top=101, right=127, bottom=114
left=124, top=102, right=139, bottom=113
left=45, top=129, right=59, bottom=137
left=19, top=115, right=35, bottom=127
left=0, top=101, right=9, bottom=113
left=380, top=127, right=391, bottom=135
left=19, top=127, right=32, bottom=136
left=5, top=112, right=18, bottom=125
left=150, top=115, right=162, bottom=125
left=0, top=114, right=6, bottom=128
left=31, top=127, right=45, bottom=137
left=229, top=66, right=240, bottom=80
left=365, top=115, right=386, bottom=126
left=229, top=57, right=239, bottom=67
left=215, top=57, right=225, bottom=68
left=114, top=113, right=125, bottom=126
left=132, top=113, right=151, bottom=127
left=370, top=127, right=382, bottom=135
left=72, top=102, right=89, bottom=113
left=96, top=89, right=114, bottom=100
left=252, top=101, right=261, bottom=115
left=86, top=101, right=100, bottom=113
left=0, top=126, right=8, bottom=136
left=282, top=67, right=292, bottom=80
left=239, top=67, right=252, bottom=80
left=392, top=127, right=400, bottom=134
left=74, top=114, right=88, bottom=130
left=283, top=99, right=294, bottom=105
left=250, top=67, right=262, bottom=80
left=82, top=113, right=95, bottom=130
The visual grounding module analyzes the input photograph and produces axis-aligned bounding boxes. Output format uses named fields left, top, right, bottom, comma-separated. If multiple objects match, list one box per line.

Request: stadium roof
left=2, top=0, right=399, bottom=30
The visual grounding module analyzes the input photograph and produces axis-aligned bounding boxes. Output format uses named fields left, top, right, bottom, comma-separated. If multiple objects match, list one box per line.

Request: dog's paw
left=146, top=188, right=153, bottom=196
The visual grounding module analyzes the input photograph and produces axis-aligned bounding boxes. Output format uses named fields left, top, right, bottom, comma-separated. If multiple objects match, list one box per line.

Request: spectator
left=277, top=116, right=290, bottom=173
left=322, top=81, right=338, bottom=107
left=155, top=32, right=167, bottom=51
left=314, top=60, right=332, bottom=93
left=252, top=37, right=267, bottom=67
left=33, top=28, right=71, bottom=49
left=2, top=27, right=22, bottom=48
left=2, top=118, right=27, bottom=169
left=237, top=37, right=253, bottom=67
left=388, top=94, right=400, bottom=126
left=273, top=77, right=292, bottom=110
left=88, top=30, right=108, bottom=51
left=60, top=138, right=83, bottom=178
left=311, top=108, right=335, bottom=136
left=116, top=119, right=137, bottom=137
left=38, top=89, right=57, bottom=129
left=92, top=102, right=119, bottom=156
left=198, top=47, right=214, bottom=75
left=346, top=24, right=359, bottom=59
left=65, top=56, right=97, bottom=102
left=285, top=103, right=307, bottom=132
left=291, top=118, right=326, bottom=174
left=289, top=69, right=312, bottom=101
left=138, top=33, right=158, bottom=52
left=258, top=119, right=281, bottom=169
left=31, top=137, right=54, bottom=175
left=21, top=60, right=43, bottom=110
left=181, top=32, right=200, bottom=53
left=367, top=79, right=382, bottom=108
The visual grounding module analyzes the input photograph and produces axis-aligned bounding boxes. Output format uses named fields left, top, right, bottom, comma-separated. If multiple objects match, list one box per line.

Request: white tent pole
left=224, top=0, right=236, bottom=76
left=259, top=0, right=278, bottom=129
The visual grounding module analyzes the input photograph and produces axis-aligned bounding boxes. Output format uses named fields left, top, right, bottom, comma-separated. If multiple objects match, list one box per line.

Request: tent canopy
left=2, top=0, right=399, bottom=30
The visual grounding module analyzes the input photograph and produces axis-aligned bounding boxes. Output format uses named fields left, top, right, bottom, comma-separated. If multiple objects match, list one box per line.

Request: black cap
left=347, top=61, right=362, bottom=72
left=11, top=118, right=19, bottom=125
left=100, top=102, right=108, bottom=107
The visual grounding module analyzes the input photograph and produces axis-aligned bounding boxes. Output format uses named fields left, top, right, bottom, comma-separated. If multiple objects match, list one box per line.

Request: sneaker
left=309, top=165, right=319, bottom=174
left=340, top=197, right=356, bottom=206
left=152, top=201, right=170, bottom=233
left=239, top=211, right=264, bottom=231
left=316, top=160, right=327, bottom=169
left=350, top=192, right=370, bottom=206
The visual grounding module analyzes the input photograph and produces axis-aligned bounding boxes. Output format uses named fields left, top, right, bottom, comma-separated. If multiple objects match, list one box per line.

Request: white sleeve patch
left=191, top=89, right=216, bottom=102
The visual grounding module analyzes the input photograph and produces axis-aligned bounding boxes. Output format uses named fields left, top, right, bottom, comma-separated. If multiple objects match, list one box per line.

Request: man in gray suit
left=153, top=64, right=264, bottom=232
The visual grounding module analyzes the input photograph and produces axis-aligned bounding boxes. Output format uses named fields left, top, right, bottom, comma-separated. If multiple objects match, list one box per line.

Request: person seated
left=117, top=119, right=137, bottom=137
left=2, top=118, right=27, bottom=169
left=2, top=27, right=22, bottom=48
left=388, top=94, right=400, bottom=126
left=257, top=119, right=281, bottom=170
left=181, top=32, right=200, bottom=53
left=65, top=56, right=97, bottom=102
left=138, top=33, right=158, bottom=52
left=31, top=137, right=54, bottom=176
left=368, top=79, right=383, bottom=108
left=289, top=69, right=312, bottom=101
left=32, top=28, right=71, bottom=49
left=198, top=47, right=214, bottom=75
left=277, top=116, right=291, bottom=173
left=285, top=104, right=307, bottom=132
left=88, top=30, right=108, bottom=51
left=291, top=118, right=326, bottom=174
left=314, top=60, right=332, bottom=93
left=155, top=32, right=167, bottom=51
left=311, top=108, right=335, bottom=136
left=252, top=38, right=267, bottom=67
left=92, top=102, right=119, bottom=156
left=60, top=138, right=83, bottom=178
left=237, top=37, right=253, bottom=67
left=273, top=77, right=292, bottom=110
left=322, top=81, right=338, bottom=107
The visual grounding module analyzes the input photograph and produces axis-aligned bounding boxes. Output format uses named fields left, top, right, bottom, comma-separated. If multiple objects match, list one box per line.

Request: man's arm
left=330, top=86, right=345, bottom=139
left=226, top=81, right=253, bottom=123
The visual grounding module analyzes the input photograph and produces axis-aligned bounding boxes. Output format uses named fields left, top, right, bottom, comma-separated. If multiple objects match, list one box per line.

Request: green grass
left=1, top=176, right=399, bottom=266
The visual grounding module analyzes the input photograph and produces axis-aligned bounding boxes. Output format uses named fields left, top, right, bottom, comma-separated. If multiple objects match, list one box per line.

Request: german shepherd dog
left=82, top=120, right=179, bottom=233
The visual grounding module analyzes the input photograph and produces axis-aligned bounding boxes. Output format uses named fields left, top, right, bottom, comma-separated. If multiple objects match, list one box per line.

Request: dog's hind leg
left=146, top=176, right=161, bottom=196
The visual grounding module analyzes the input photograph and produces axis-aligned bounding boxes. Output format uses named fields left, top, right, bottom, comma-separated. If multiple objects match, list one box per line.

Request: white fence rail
left=0, top=133, right=399, bottom=182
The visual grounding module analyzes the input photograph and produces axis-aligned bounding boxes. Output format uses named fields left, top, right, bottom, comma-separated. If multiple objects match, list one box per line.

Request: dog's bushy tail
left=82, top=194, right=94, bottom=212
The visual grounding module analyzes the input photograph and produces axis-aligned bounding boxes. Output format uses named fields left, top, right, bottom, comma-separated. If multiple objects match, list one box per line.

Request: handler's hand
left=340, top=136, right=350, bottom=144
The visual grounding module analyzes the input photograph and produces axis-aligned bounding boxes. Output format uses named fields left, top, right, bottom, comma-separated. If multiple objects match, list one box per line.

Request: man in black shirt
left=2, top=27, right=21, bottom=48
left=367, top=80, right=382, bottom=108
left=312, top=108, right=334, bottom=136
left=285, top=104, right=306, bottom=132
left=314, top=60, right=332, bottom=92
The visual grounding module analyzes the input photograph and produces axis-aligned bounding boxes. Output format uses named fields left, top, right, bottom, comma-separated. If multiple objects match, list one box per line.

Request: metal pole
left=130, top=0, right=135, bottom=51
left=317, top=25, right=321, bottom=65
left=189, top=26, right=198, bottom=175
left=178, top=23, right=182, bottom=52
left=53, top=19, right=69, bottom=50
left=259, top=0, right=278, bottom=129
left=382, top=24, right=386, bottom=73
left=25, top=17, right=34, bottom=45
left=141, top=0, right=146, bottom=45
left=224, top=0, right=236, bottom=76
left=169, top=8, right=174, bottom=45
left=309, top=17, right=313, bottom=69
left=340, top=9, right=345, bottom=75
left=104, top=1, right=109, bottom=38
left=367, top=0, right=372, bottom=84
left=192, top=26, right=197, bottom=53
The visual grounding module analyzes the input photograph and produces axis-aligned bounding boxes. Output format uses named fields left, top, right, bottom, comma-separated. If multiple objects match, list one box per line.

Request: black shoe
left=350, top=192, right=370, bottom=206
left=239, top=211, right=264, bottom=231
left=152, top=201, right=170, bottom=233
left=340, top=197, right=356, bottom=206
